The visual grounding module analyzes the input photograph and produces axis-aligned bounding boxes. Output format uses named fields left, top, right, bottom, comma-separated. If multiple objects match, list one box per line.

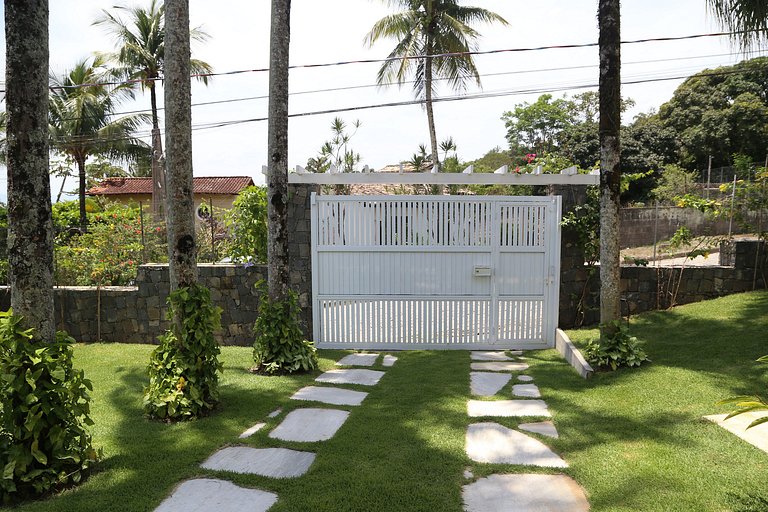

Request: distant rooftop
left=88, top=176, right=255, bottom=196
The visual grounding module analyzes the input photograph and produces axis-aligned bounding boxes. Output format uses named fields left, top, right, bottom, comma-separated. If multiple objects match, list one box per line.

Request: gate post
left=287, top=184, right=319, bottom=339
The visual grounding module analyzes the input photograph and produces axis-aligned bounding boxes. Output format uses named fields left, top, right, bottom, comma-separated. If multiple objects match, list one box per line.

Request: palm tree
left=5, top=0, right=55, bottom=341
left=267, top=0, right=292, bottom=302
left=365, top=0, right=507, bottom=171
left=163, top=0, right=197, bottom=291
left=598, top=0, right=622, bottom=335
left=49, top=56, right=150, bottom=232
left=94, top=0, right=213, bottom=220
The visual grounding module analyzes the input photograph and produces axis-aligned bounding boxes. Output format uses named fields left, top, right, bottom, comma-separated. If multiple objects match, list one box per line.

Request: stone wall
left=0, top=264, right=267, bottom=345
left=619, top=206, right=756, bottom=248
left=287, top=184, right=318, bottom=337
left=558, top=191, right=767, bottom=327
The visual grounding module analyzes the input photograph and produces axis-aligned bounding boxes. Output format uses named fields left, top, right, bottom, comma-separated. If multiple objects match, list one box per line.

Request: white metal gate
left=311, top=194, right=561, bottom=350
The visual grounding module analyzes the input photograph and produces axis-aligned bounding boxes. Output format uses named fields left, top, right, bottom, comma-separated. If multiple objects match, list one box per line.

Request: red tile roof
left=88, top=176, right=255, bottom=196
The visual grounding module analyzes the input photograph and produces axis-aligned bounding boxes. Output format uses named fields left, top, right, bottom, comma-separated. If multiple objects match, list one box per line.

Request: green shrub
left=583, top=320, right=650, bottom=371
left=144, top=284, right=223, bottom=420
left=223, top=186, right=267, bottom=264
left=0, top=311, right=99, bottom=503
left=252, top=283, right=318, bottom=375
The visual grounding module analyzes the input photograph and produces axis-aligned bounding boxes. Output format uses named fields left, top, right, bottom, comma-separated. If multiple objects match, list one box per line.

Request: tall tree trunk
left=164, top=0, right=197, bottom=292
left=150, top=82, right=166, bottom=221
left=5, top=0, right=55, bottom=342
left=424, top=53, right=439, bottom=172
left=77, top=155, right=87, bottom=232
left=598, top=0, right=622, bottom=336
left=267, top=0, right=291, bottom=302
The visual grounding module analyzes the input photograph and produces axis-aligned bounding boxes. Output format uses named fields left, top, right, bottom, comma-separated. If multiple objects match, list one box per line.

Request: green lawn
left=3, top=291, right=767, bottom=511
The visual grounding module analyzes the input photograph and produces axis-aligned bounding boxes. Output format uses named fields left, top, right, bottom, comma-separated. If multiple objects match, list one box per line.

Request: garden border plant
left=583, top=319, right=651, bottom=371
left=143, top=284, right=223, bottom=420
left=251, top=281, right=318, bottom=375
left=0, top=311, right=99, bottom=503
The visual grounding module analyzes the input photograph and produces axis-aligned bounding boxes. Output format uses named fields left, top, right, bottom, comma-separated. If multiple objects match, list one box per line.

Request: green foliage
left=561, top=186, right=600, bottom=265
left=54, top=202, right=167, bottom=286
left=144, top=284, right=223, bottom=420
left=583, top=320, right=650, bottom=371
left=652, top=164, right=701, bottom=204
left=223, top=186, right=268, bottom=264
left=718, top=354, right=768, bottom=430
left=502, top=94, right=574, bottom=155
left=659, top=57, right=768, bottom=169
left=252, top=283, right=318, bottom=375
left=0, top=311, right=98, bottom=503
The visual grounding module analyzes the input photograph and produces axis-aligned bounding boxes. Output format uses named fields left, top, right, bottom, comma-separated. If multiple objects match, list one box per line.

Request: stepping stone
left=154, top=478, right=277, bottom=512
left=291, top=386, right=367, bottom=406
left=705, top=413, right=768, bottom=454
left=512, top=383, right=541, bottom=398
left=470, top=372, right=511, bottom=396
left=466, top=422, right=567, bottom=467
left=269, top=408, right=349, bottom=442
left=201, top=447, right=314, bottom=478
left=239, top=422, right=266, bottom=439
left=518, top=421, right=559, bottom=439
left=315, top=369, right=385, bottom=386
left=267, top=408, right=281, bottom=418
left=471, top=351, right=514, bottom=361
left=470, top=362, right=529, bottom=372
left=468, top=400, right=550, bottom=418
left=336, top=353, right=379, bottom=367
left=463, top=474, right=589, bottom=512
left=518, top=375, right=534, bottom=382
left=382, top=355, right=398, bottom=367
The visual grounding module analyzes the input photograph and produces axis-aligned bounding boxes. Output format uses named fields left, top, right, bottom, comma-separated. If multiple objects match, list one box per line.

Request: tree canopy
left=658, top=57, right=768, bottom=170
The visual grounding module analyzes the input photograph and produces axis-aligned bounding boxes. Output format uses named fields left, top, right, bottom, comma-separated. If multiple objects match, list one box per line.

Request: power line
left=29, top=29, right=759, bottom=94
left=35, top=48, right=767, bottom=125
left=49, top=64, right=768, bottom=147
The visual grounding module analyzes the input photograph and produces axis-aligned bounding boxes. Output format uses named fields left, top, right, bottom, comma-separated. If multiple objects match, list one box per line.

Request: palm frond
left=707, top=0, right=768, bottom=50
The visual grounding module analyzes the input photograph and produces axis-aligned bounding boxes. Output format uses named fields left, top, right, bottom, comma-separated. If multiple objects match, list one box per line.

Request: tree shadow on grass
left=7, top=348, right=328, bottom=512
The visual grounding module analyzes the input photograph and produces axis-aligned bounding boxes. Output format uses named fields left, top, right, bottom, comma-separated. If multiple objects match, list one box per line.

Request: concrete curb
left=555, top=329, right=594, bottom=379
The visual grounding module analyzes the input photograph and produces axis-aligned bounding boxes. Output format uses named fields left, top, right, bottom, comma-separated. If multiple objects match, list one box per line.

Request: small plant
left=717, top=355, right=768, bottom=429
left=252, top=282, right=318, bottom=375
left=144, top=284, right=223, bottom=420
left=0, top=311, right=99, bottom=503
left=583, top=320, right=650, bottom=371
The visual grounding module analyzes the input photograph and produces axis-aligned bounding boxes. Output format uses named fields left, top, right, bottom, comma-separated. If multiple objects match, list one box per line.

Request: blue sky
left=0, top=0, right=764, bottom=203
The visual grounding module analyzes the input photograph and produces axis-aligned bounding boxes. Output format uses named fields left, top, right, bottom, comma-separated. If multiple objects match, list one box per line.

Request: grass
left=548, top=290, right=768, bottom=511
left=2, top=291, right=767, bottom=511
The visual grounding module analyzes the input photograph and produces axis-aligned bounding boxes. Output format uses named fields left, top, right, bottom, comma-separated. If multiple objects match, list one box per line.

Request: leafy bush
left=583, top=320, right=650, bottom=371
left=54, top=202, right=167, bottom=286
left=223, top=186, right=267, bottom=264
left=252, top=283, right=318, bottom=375
left=652, top=164, right=700, bottom=204
left=0, top=311, right=99, bottom=503
left=144, top=284, right=223, bottom=420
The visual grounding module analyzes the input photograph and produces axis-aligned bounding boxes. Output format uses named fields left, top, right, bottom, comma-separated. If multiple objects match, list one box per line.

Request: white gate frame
left=311, top=194, right=561, bottom=350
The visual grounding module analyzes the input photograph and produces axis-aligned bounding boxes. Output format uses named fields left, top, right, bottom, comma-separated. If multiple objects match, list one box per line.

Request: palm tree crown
left=94, top=0, right=213, bottom=218
left=49, top=56, right=150, bottom=231
left=365, top=0, right=507, bottom=169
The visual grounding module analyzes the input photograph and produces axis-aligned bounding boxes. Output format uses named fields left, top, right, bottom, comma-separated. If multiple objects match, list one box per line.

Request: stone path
left=155, top=352, right=396, bottom=511
left=462, top=350, right=590, bottom=511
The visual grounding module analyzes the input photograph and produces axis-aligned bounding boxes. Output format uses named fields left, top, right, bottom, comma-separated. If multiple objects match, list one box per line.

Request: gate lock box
left=473, top=265, right=492, bottom=277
